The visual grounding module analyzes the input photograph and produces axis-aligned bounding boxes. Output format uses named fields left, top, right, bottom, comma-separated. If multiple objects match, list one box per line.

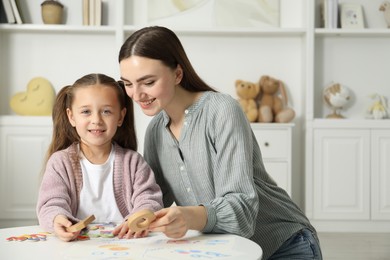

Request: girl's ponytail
left=44, top=85, right=79, bottom=169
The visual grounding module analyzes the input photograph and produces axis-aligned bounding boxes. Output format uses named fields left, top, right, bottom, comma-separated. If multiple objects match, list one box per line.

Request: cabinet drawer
left=253, top=129, right=288, bottom=159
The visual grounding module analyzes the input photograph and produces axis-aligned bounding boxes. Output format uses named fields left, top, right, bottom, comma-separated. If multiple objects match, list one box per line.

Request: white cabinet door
left=313, top=129, right=370, bottom=220
left=371, top=130, right=390, bottom=220
left=0, top=125, right=51, bottom=223
left=263, top=162, right=289, bottom=195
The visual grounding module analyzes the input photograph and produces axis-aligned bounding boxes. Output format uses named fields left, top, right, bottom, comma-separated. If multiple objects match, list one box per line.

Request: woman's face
left=120, top=56, right=182, bottom=117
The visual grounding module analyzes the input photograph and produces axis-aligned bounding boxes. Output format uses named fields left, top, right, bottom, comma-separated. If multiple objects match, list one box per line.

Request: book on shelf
left=95, top=0, right=101, bottom=26
left=89, top=0, right=94, bottom=25
left=82, top=0, right=89, bottom=25
left=321, top=0, right=338, bottom=28
left=1, top=0, right=15, bottom=23
left=9, top=0, right=22, bottom=24
left=0, top=0, right=8, bottom=23
left=84, top=0, right=102, bottom=26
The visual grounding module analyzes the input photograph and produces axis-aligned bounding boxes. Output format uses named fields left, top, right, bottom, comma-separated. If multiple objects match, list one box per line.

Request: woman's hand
left=112, top=221, right=149, bottom=239
left=53, top=215, right=80, bottom=242
left=148, top=206, right=207, bottom=239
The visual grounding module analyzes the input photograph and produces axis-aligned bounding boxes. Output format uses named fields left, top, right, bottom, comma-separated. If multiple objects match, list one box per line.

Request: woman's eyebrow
left=120, top=76, right=129, bottom=82
left=121, top=75, right=154, bottom=83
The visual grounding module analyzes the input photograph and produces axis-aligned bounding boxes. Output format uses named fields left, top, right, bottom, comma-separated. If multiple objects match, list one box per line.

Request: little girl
left=36, top=73, right=163, bottom=242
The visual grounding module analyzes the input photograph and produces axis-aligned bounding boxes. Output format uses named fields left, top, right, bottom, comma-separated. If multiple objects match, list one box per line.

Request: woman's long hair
left=119, top=26, right=216, bottom=93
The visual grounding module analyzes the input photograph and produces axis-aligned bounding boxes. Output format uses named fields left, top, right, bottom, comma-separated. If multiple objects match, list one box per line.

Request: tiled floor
left=318, top=232, right=390, bottom=260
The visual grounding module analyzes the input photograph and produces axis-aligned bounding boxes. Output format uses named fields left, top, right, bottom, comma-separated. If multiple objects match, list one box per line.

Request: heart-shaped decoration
left=10, top=77, right=55, bottom=116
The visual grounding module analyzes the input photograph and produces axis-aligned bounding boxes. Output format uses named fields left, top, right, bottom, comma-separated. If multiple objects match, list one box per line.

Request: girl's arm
left=113, top=150, right=163, bottom=238
left=36, top=152, right=79, bottom=233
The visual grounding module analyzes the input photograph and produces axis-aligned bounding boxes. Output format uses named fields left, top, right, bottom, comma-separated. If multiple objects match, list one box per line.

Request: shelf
left=251, top=123, right=295, bottom=128
left=315, top=28, right=390, bottom=37
left=123, top=26, right=306, bottom=37
left=309, top=118, right=390, bottom=128
left=0, top=25, right=306, bottom=37
left=0, top=24, right=116, bottom=34
left=0, top=116, right=52, bottom=126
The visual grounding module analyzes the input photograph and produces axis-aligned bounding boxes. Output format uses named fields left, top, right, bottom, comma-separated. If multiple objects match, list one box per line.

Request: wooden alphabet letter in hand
left=66, top=215, right=96, bottom=233
left=127, top=209, right=156, bottom=232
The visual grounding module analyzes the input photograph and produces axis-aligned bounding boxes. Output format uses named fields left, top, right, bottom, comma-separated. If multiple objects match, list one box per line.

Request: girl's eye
left=81, top=110, right=90, bottom=115
left=102, top=109, right=112, bottom=115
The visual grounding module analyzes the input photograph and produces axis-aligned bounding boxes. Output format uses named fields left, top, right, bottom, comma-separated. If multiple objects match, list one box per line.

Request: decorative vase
left=41, top=0, right=64, bottom=24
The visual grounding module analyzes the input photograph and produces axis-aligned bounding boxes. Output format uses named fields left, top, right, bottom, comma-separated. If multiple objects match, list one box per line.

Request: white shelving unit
left=1, top=0, right=389, bottom=230
left=0, top=0, right=307, bottom=227
left=305, top=0, right=390, bottom=232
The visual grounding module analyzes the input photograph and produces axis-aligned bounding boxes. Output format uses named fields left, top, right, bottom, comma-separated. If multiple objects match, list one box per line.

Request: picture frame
left=147, top=0, right=280, bottom=28
left=340, top=3, right=364, bottom=29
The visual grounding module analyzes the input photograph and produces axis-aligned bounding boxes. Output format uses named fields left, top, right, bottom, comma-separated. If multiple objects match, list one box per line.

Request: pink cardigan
left=36, top=142, right=163, bottom=232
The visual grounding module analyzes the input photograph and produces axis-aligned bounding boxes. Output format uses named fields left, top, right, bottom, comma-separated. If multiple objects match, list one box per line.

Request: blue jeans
left=268, top=228, right=323, bottom=260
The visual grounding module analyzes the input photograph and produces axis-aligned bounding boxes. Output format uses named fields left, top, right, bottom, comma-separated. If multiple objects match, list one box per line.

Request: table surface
left=0, top=225, right=262, bottom=260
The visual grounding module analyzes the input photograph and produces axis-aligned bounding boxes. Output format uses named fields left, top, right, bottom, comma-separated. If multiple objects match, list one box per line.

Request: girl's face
left=119, top=56, right=182, bottom=117
left=67, top=85, right=126, bottom=151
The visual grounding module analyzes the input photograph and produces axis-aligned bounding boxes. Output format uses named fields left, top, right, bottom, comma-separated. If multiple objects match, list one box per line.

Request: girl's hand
left=148, top=206, right=207, bottom=239
left=53, top=215, right=80, bottom=242
left=112, top=221, right=149, bottom=239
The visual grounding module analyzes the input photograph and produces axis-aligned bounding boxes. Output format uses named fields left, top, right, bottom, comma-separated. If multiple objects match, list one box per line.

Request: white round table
left=0, top=225, right=262, bottom=259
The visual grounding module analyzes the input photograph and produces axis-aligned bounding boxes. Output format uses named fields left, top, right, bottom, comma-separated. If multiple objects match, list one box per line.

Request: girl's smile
left=88, top=129, right=106, bottom=135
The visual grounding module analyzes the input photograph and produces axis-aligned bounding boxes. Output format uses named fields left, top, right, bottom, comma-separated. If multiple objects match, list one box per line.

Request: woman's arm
left=202, top=95, right=259, bottom=237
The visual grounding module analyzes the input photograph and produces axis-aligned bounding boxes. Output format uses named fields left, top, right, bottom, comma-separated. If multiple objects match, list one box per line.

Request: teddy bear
left=257, top=75, right=295, bottom=123
left=235, top=79, right=261, bottom=122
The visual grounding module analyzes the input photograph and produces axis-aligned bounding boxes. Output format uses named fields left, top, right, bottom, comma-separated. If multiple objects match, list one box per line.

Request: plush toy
left=257, top=75, right=295, bottom=123
left=235, top=79, right=260, bottom=122
left=10, top=77, right=55, bottom=116
left=367, top=93, right=389, bottom=119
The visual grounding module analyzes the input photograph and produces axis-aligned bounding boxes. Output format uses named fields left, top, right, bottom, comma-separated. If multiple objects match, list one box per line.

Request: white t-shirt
left=76, top=145, right=123, bottom=223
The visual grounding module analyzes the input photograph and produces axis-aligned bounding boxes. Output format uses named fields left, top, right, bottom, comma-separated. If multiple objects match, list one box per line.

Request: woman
left=118, top=26, right=322, bottom=260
